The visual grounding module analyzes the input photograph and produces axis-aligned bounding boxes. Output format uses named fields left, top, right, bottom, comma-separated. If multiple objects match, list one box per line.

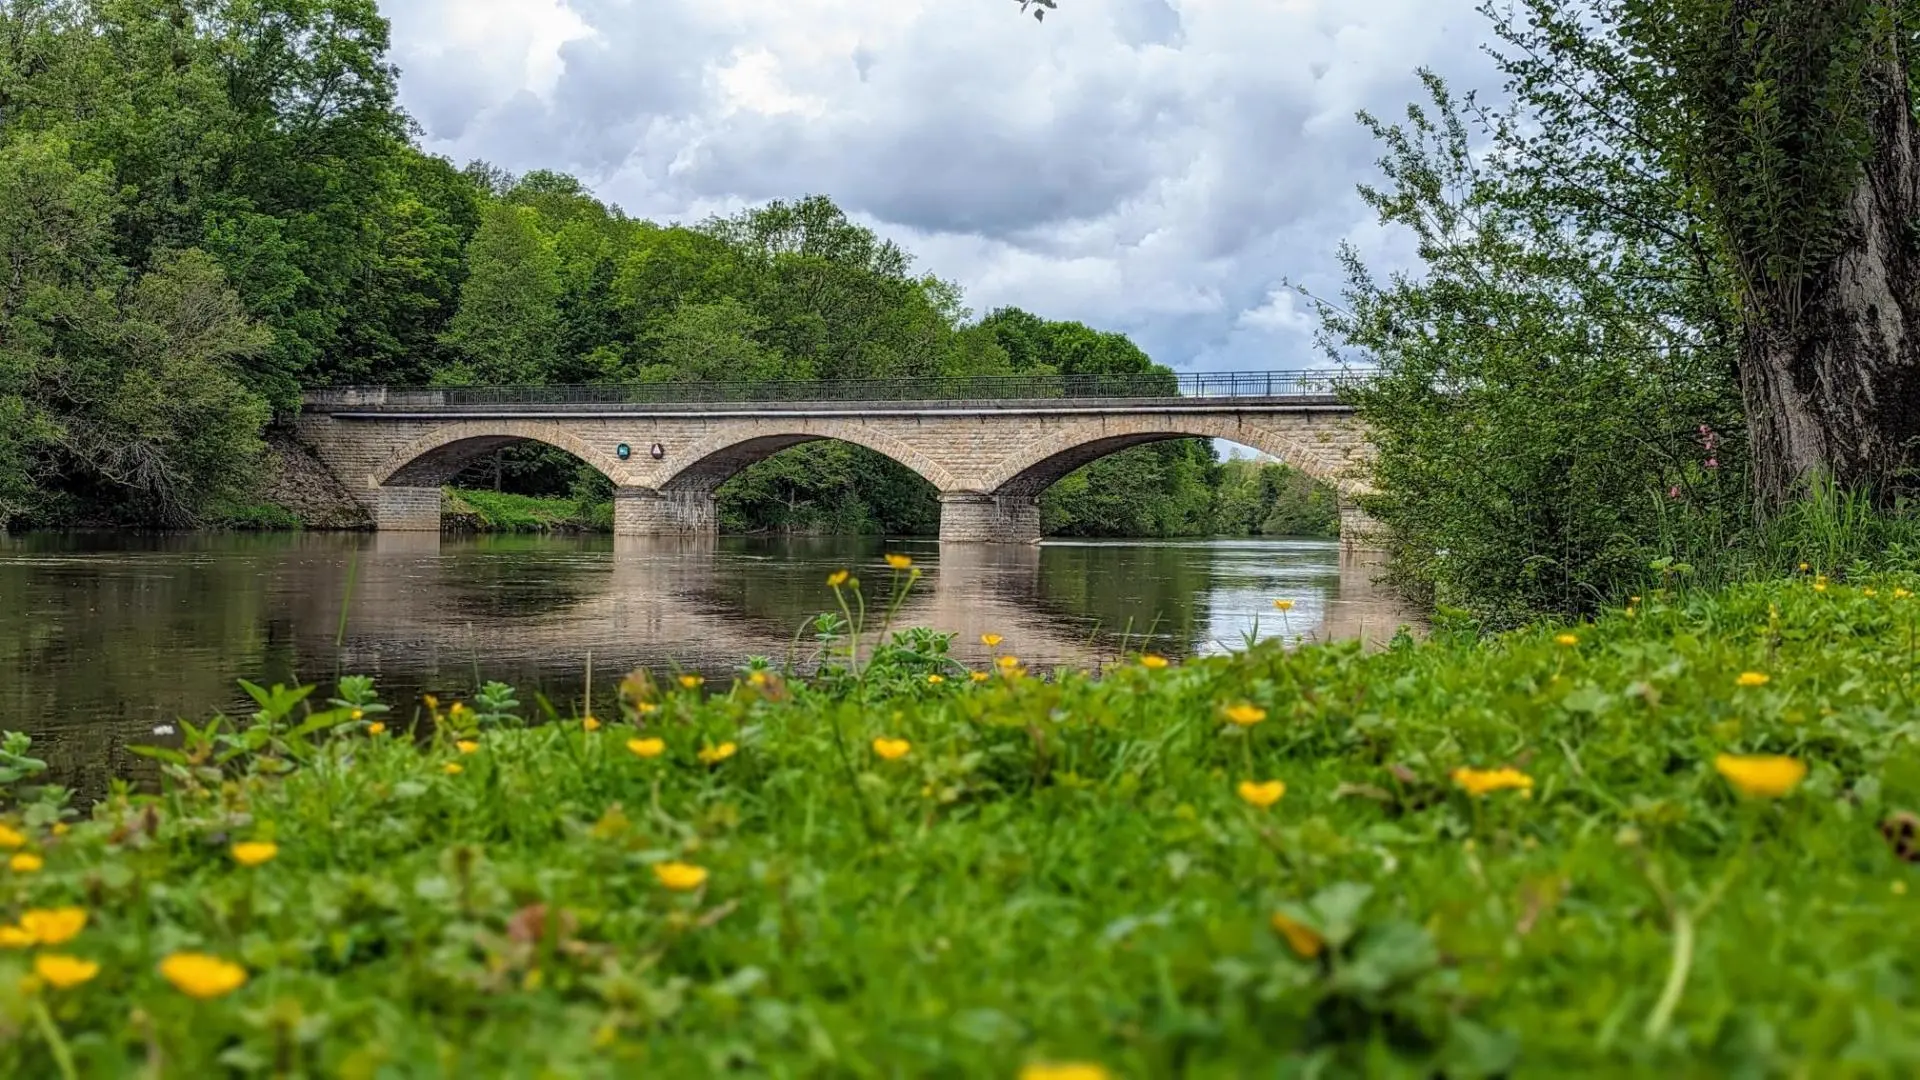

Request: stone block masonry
left=294, top=397, right=1380, bottom=547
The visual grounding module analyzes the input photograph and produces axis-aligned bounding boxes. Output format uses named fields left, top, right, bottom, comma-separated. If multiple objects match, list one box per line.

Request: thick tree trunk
left=1741, top=40, right=1920, bottom=509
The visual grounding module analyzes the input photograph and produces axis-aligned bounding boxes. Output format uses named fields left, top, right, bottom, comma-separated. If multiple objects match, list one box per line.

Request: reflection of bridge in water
left=322, top=535, right=1408, bottom=683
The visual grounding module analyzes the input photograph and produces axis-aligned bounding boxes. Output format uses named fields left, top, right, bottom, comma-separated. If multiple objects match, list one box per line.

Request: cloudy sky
left=383, top=0, right=1497, bottom=374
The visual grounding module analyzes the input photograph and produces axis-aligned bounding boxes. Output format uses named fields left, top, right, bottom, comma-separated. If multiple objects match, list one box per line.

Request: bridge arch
left=372, top=421, right=635, bottom=488
left=973, top=415, right=1368, bottom=499
left=654, top=420, right=961, bottom=494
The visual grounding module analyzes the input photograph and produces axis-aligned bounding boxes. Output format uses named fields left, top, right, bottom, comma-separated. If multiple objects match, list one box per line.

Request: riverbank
left=2, top=570, right=1915, bottom=1074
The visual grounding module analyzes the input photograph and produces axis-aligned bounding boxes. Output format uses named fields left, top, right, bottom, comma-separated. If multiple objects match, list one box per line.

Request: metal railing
left=302, top=369, right=1375, bottom=410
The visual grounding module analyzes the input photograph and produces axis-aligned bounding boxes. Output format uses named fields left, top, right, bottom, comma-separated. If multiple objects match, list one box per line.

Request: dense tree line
left=0, top=0, right=1333, bottom=536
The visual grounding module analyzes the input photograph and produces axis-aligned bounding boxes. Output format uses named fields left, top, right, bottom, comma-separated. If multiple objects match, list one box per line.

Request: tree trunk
left=1740, top=38, right=1920, bottom=509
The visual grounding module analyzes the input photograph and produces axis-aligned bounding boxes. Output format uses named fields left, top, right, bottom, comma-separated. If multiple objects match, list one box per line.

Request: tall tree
left=440, top=203, right=562, bottom=385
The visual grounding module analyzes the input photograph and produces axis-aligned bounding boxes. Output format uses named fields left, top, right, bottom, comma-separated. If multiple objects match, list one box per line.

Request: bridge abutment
left=939, top=493, right=1042, bottom=545
left=1338, top=499, right=1385, bottom=551
left=369, top=486, right=442, bottom=532
left=613, top=487, right=718, bottom=536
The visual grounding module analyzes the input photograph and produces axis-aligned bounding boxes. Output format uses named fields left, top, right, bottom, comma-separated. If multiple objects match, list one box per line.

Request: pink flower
left=1669, top=485, right=1682, bottom=499
left=1705, top=457, right=1719, bottom=469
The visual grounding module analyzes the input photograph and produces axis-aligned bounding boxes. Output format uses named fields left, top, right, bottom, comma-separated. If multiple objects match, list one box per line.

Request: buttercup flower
left=366, top=722, right=387, bottom=736
left=1272, top=599, right=1295, bottom=612
left=1715, top=754, right=1806, bottom=798
left=1554, top=633, right=1579, bottom=647
left=1270, top=912, right=1325, bottom=958
left=350, top=708, right=363, bottom=721
left=0, top=925, right=32, bottom=948
left=423, top=694, right=438, bottom=711
left=456, top=740, right=480, bottom=755
left=698, top=742, right=737, bottom=764
left=827, top=570, right=851, bottom=587
left=1223, top=703, right=1267, bottom=727
left=653, top=861, right=709, bottom=891
left=926, top=674, right=945, bottom=685
left=442, top=763, right=463, bottom=776
left=1452, top=766, right=1534, bottom=797
left=1019, top=1064, right=1112, bottom=1080
left=627, top=737, right=666, bottom=758
left=1140, top=654, right=1169, bottom=669
left=1237, top=780, right=1286, bottom=809
left=10, top=853, right=43, bottom=873
left=872, top=737, right=911, bottom=761
left=884, top=553, right=912, bottom=570
left=679, top=674, right=705, bottom=690
left=970, top=672, right=990, bottom=683
left=34, top=954, right=98, bottom=990
left=231, top=842, right=278, bottom=868
left=19, top=908, right=86, bottom=945
left=1896, top=588, right=1913, bottom=599
left=981, top=633, right=1003, bottom=647
left=159, top=953, right=248, bottom=999
left=1735, top=671, right=1771, bottom=688
left=582, top=716, right=602, bottom=732
left=0, top=824, right=23, bottom=849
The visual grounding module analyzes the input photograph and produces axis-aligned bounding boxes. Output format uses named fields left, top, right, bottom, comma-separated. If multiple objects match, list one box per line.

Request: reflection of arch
left=658, top=421, right=960, bottom=493
left=373, top=422, right=631, bottom=488
left=977, top=416, right=1365, bottom=498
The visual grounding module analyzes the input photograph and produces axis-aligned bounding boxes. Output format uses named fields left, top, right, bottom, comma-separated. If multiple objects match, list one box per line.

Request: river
left=0, top=532, right=1414, bottom=794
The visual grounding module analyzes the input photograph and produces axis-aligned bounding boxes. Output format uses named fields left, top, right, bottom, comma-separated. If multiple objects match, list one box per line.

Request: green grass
left=3, top=570, right=1920, bottom=1076
left=442, top=488, right=611, bottom=533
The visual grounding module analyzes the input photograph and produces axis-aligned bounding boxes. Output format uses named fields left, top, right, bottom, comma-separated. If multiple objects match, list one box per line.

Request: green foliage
left=441, top=488, right=609, bottom=534
left=439, top=203, right=563, bottom=385
left=1212, top=457, right=1341, bottom=537
left=6, top=574, right=1920, bottom=1071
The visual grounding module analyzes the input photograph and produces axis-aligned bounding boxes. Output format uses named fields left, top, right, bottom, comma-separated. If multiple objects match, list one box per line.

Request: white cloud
left=382, top=0, right=1498, bottom=371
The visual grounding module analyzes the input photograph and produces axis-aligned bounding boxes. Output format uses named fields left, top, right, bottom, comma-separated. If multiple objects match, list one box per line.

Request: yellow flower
left=996, top=654, right=1021, bottom=670
left=627, top=737, right=666, bottom=758
left=981, top=633, right=1003, bottom=647
left=1223, top=703, right=1267, bottom=727
left=872, top=737, right=911, bottom=761
left=1797, top=562, right=1810, bottom=572
left=1270, top=911, right=1326, bottom=958
left=0, top=824, right=23, bottom=850
left=0, top=925, right=32, bottom=949
left=970, top=671, right=990, bottom=683
left=159, top=952, right=248, bottom=999
left=350, top=708, right=363, bottom=721
left=1715, top=754, right=1806, bottom=798
left=1813, top=582, right=1829, bottom=593
left=10, top=853, right=43, bottom=873
left=456, top=740, right=480, bottom=755
left=679, top=674, right=705, bottom=690
left=652, top=861, right=709, bottom=891
left=748, top=670, right=768, bottom=686
left=423, top=694, right=439, bottom=711
left=1896, top=588, right=1914, bottom=599
left=1139, top=653, right=1169, bottom=669
left=1554, top=633, right=1579, bottom=647
left=582, top=716, right=602, bottom=732
left=50, top=823, right=67, bottom=836
left=884, top=553, right=913, bottom=570
left=19, top=908, right=86, bottom=945
left=448, top=701, right=470, bottom=719
left=1735, top=671, right=1771, bottom=688
left=1452, top=766, right=1534, bottom=797
left=1864, top=587, right=1879, bottom=597
left=1237, top=779, right=1286, bottom=809
left=442, top=762, right=464, bottom=776
left=1272, top=599, right=1295, bottom=611
left=698, top=742, right=737, bottom=765
left=33, top=954, right=98, bottom=990
left=927, top=674, right=945, bottom=685
left=366, top=722, right=387, bottom=736
left=231, top=842, right=278, bottom=868
left=827, top=569, right=851, bottom=587
left=636, top=701, right=660, bottom=715
left=1019, top=1064, right=1112, bottom=1080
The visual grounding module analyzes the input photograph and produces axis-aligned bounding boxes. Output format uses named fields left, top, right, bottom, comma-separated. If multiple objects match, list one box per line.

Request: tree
left=1619, top=0, right=1920, bottom=506
left=440, top=203, right=562, bottom=385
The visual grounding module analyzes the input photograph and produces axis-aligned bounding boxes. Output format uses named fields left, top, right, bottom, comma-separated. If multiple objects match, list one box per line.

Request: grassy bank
left=442, top=488, right=613, bottom=533
left=2, top=568, right=1919, bottom=1075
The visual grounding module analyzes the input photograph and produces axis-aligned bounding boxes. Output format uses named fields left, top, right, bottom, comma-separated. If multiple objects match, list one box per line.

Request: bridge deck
left=306, top=394, right=1356, bottom=419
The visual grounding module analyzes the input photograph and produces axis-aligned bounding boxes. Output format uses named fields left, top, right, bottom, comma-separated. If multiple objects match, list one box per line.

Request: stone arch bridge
left=296, top=371, right=1378, bottom=546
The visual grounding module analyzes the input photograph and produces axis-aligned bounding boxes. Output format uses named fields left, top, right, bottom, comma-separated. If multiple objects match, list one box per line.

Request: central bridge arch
left=656, top=420, right=961, bottom=494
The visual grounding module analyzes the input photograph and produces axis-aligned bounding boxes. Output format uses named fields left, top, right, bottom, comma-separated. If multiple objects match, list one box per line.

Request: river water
left=0, top=532, right=1414, bottom=794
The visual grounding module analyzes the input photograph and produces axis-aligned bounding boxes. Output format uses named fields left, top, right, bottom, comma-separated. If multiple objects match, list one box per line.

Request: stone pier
left=937, top=493, right=1043, bottom=544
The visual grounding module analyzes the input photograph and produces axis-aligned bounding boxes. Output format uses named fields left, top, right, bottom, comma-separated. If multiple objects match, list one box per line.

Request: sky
left=382, top=0, right=1497, bottom=375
